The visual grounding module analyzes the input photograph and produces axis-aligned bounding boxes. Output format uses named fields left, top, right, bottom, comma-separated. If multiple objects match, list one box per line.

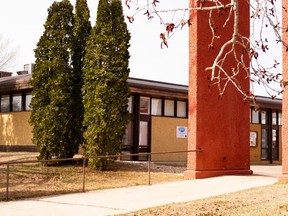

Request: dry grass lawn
left=1, top=152, right=288, bottom=215
left=0, top=152, right=185, bottom=201
left=121, top=183, right=288, bottom=215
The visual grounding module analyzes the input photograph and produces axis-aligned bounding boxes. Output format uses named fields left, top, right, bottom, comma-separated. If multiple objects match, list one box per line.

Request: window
left=272, top=111, right=277, bottom=125
left=151, top=98, right=162, bottom=115
left=272, top=129, right=279, bottom=160
left=177, top=101, right=187, bottom=118
left=251, top=110, right=260, bottom=124
left=278, top=112, right=282, bottom=125
left=127, top=96, right=133, bottom=114
left=123, top=121, right=133, bottom=146
left=261, top=111, right=267, bottom=124
left=140, top=97, right=150, bottom=115
left=139, top=121, right=148, bottom=146
left=1, top=95, right=10, bottom=112
left=0, top=93, right=33, bottom=112
left=164, top=99, right=174, bottom=116
left=12, top=94, right=22, bottom=112
left=25, top=93, right=32, bottom=111
left=261, top=129, right=269, bottom=160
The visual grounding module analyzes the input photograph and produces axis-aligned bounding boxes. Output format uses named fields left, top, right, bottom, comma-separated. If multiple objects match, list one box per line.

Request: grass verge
left=120, top=182, right=288, bottom=216
left=0, top=160, right=184, bottom=201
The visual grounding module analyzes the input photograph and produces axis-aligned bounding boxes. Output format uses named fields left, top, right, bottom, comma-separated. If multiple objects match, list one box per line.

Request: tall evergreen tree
left=30, top=0, right=75, bottom=160
left=71, top=0, right=92, bottom=151
left=83, top=0, right=131, bottom=170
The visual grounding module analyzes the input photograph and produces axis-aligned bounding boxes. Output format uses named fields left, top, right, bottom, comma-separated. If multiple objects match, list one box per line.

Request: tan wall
left=0, top=112, right=33, bottom=146
left=250, top=124, right=262, bottom=163
left=151, top=116, right=188, bottom=162
left=0, top=111, right=283, bottom=165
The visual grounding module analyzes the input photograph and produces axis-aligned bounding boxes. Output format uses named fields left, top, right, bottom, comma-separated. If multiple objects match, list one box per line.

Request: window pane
left=127, top=96, right=133, bottom=114
left=261, top=129, right=269, bottom=160
left=25, top=94, right=32, bottom=111
left=140, top=97, right=150, bottom=115
left=139, top=121, right=148, bottom=146
left=151, top=98, right=162, bottom=115
left=251, top=110, right=259, bottom=124
left=164, top=100, right=174, bottom=116
left=123, top=121, right=133, bottom=146
left=261, top=111, right=267, bottom=124
left=272, top=129, right=277, bottom=148
left=272, top=111, right=277, bottom=125
left=1, top=95, right=10, bottom=112
left=261, top=129, right=268, bottom=147
left=278, top=112, right=282, bottom=125
left=12, top=94, right=22, bottom=112
left=272, top=129, right=279, bottom=160
left=177, top=101, right=187, bottom=117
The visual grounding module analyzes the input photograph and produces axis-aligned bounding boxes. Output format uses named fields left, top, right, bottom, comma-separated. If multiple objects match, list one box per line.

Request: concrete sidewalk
left=0, top=165, right=281, bottom=216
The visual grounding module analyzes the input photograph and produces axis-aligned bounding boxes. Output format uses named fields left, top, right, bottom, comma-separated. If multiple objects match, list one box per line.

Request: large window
left=177, top=101, right=187, bottom=118
left=0, top=92, right=33, bottom=112
left=25, top=93, right=32, bottom=111
left=261, top=129, right=269, bottom=160
left=272, top=111, right=277, bottom=125
left=151, top=98, right=162, bottom=116
left=123, top=121, right=133, bottom=146
left=164, top=99, right=174, bottom=116
left=272, top=129, right=279, bottom=160
left=251, top=109, right=260, bottom=124
left=1, top=95, right=10, bottom=112
left=12, top=94, right=22, bottom=112
left=278, top=112, right=282, bottom=125
left=130, top=95, right=187, bottom=118
left=261, top=111, right=267, bottom=124
left=140, top=97, right=150, bottom=115
left=139, top=121, right=148, bottom=146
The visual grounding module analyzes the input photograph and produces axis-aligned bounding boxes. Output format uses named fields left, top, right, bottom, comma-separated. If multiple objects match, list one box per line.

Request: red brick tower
left=184, top=0, right=253, bottom=178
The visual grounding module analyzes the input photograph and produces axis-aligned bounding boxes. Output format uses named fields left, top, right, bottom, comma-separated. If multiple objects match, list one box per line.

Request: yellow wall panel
left=151, top=116, right=188, bottom=162
left=0, top=112, right=33, bottom=146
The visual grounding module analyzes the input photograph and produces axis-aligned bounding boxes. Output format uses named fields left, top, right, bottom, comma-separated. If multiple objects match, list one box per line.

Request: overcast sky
left=0, top=0, right=189, bottom=85
left=0, top=1, right=283, bottom=97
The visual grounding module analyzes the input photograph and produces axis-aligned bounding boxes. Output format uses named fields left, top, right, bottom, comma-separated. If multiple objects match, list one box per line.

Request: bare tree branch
left=126, top=0, right=288, bottom=100
left=0, top=35, right=17, bottom=71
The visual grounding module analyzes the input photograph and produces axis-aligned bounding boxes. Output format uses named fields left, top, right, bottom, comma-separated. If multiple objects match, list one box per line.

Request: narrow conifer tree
left=83, top=0, right=131, bottom=170
left=30, top=0, right=75, bottom=160
left=71, top=0, right=92, bottom=151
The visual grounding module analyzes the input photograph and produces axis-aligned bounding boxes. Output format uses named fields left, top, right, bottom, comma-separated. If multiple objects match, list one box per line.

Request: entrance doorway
left=261, top=110, right=280, bottom=163
left=121, top=95, right=151, bottom=161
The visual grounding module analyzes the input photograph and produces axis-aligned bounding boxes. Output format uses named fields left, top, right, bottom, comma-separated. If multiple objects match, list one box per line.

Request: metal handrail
left=0, top=149, right=203, bottom=166
left=0, top=148, right=203, bottom=201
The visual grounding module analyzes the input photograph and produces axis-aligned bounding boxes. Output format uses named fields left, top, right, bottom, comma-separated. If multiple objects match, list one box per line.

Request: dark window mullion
left=161, top=97, right=164, bottom=116
left=9, top=93, right=12, bottom=112
left=174, top=100, right=176, bottom=117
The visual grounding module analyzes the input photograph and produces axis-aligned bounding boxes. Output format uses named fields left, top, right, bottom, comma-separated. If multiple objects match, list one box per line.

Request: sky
left=0, top=0, right=189, bottom=85
left=0, top=0, right=283, bottom=97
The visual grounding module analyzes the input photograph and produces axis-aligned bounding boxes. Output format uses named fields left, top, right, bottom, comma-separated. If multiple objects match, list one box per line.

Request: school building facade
left=0, top=73, right=283, bottom=164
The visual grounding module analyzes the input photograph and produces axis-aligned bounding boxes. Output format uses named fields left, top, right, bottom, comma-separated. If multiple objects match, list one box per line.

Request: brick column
left=184, top=0, right=252, bottom=179
left=279, top=0, right=288, bottom=182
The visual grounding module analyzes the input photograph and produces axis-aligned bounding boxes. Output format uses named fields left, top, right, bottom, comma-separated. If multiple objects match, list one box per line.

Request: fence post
left=82, top=158, right=86, bottom=193
left=6, top=164, right=9, bottom=201
left=148, top=154, right=151, bottom=185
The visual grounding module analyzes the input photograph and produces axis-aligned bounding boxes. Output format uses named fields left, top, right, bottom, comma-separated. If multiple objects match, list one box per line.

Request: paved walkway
left=0, top=165, right=282, bottom=216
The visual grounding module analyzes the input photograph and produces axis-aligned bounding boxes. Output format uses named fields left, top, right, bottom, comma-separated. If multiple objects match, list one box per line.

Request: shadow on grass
left=0, top=160, right=184, bottom=201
